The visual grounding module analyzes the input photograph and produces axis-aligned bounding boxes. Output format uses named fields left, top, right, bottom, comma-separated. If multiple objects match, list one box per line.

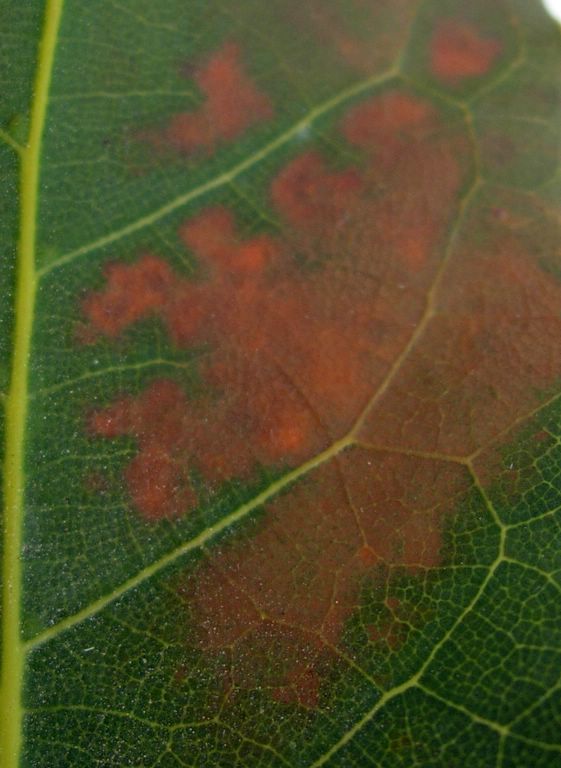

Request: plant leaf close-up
left=1, top=1, right=561, bottom=766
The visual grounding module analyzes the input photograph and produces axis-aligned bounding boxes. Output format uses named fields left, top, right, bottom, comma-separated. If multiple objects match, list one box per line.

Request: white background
left=542, top=0, right=561, bottom=21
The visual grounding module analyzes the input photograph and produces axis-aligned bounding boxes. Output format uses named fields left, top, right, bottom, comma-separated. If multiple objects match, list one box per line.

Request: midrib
left=0, top=1, right=64, bottom=765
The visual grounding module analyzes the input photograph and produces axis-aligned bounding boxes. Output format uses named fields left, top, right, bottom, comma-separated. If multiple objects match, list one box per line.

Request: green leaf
left=1, top=1, right=561, bottom=766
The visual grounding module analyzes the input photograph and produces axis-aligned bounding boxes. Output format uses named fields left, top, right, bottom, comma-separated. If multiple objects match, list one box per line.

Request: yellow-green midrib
left=0, top=1, right=65, bottom=766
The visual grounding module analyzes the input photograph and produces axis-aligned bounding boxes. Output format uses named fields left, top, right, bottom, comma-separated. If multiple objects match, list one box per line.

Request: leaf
left=1, top=1, right=560, bottom=766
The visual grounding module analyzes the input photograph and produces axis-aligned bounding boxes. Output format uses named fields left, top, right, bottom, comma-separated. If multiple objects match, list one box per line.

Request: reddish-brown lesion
left=84, top=88, right=468, bottom=522
left=182, top=451, right=470, bottom=706
left=81, top=77, right=561, bottom=707
left=143, top=42, right=273, bottom=156
left=287, top=0, right=419, bottom=75
left=429, top=20, right=502, bottom=86
left=367, top=598, right=407, bottom=651
left=357, top=226, right=561, bottom=459
left=81, top=255, right=175, bottom=340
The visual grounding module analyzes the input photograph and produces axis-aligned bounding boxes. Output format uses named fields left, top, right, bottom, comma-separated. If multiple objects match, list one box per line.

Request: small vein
left=50, top=89, right=195, bottom=101
left=508, top=732, right=561, bottom=755
left=501, top=556, right=561, bottom=596
left=24, top=704, right=168, bottom=731
left=467, top=390, right=561, bottom=462
left=0, top=126, right=24, bottom=156
left=214, top=721, right=295, bottom=768
left=354, top=440, right=468, bottom=466
left=509, top=677, right=561, bottom=731
left=107, top=0, right=180, bottom=32
left=506, top=504, right=561, bottom=530
left=466, top=459, right=507, bottom=532
left=416, top=680, right=508, bottom=736
left=306, top=678, right=410, bottom=768
left=31, top=355, right=203, bottom=398
left=465, top=14, right=527, bottom=106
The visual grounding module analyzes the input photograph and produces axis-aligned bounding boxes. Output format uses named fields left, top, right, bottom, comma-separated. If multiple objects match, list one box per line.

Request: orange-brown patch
left=430, top=20, right=502, bottom=85
left=81, top=87, right=561, bottom=705
left=81, top=255, right=174, bottom=340
left=358, top=237, right=561, bottom=459
left=272, top=666, right=322, bottom=709
left=86, top=90, right=468, bottom=526
left=289, top=0, right=418, bottom=75
left=161, top=42, right=273, bottom=155
left=184, top=452, right=470, bottom=704
left=367, top=622, right=404, bottom=650
left=271, top=152, right=363, bottom=231
left=357, top=545, right=378, bottom=567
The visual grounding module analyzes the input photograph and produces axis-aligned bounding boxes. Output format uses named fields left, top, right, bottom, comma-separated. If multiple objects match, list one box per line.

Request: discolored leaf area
left=1, top=1, right=561, bottom=766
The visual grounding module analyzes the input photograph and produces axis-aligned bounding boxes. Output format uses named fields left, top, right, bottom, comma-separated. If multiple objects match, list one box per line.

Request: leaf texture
left=1, top=1, right=561, bottom=766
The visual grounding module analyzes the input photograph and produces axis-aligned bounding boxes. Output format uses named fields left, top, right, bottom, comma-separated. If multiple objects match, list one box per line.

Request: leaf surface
left=1, top=1, right=561, bottom=766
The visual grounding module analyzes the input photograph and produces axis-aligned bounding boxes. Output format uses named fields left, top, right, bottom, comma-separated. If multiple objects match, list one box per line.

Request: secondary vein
left=36, top=65, right=399, bottom=279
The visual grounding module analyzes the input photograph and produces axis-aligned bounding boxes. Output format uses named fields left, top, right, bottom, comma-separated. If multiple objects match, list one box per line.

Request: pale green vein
left=468, top=389, right=561, bottom=462
left=416, top=681, right=508, bottom=736
left=218, top=722, right=294, bottom=768
left=108, top=0, right=180, bottom=32
left=38, top=449, right=134, bottom=471
left=466, top=13, right=527, bottom=106
left=506, top=504, right=561, bottom=530
left=50, top=89, right=195, bottom=101
left=508, top=736, right=561, bottom=755
left=498, top=736, right=506, bottom=768
left=24, top=434, right=353, bottom=652
left=0, top=2, right=64, bottom=767
left=502, top=556, right=561, bottom=595
left=475, top=114, right=558, bottom=128
left=0, top=126, right=24, bottom=155
left=418, top=686, right=561, bottom=757
left=32, top=355, right=202, bottom=398
left=466, top=460, right=508, bottom=532
left=308, top=680, right=412, bottom=768
left=24, top=704, right=168, bottom=732
left=36, top=66, right=399, bottom=279
left=509, top=678, right=561, bottom=730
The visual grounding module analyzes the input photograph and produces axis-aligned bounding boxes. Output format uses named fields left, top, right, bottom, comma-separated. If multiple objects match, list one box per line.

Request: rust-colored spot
left=160, top=42, right=273, bottom=155
left=288, top=0, right=418, bottom=75
left=271, top=152, right=363, bottom=231
left=184, top=452, right=470, bottom=703
left=430, top=20, right=502, bottom=85
left=88, top=380, right=196, bottom=520
left=81, top=255, right=174, bottom=340
left=272, top=663, right=322, bottom=709
left=86, top=89, right=468, bottom=526
left=79, top=86, right=561, bottom=705
left=357, top=545, right=378, bottom=567
left=385, top=596, right=400, bottom=613
left=358, top=242, right=561, bottom=459
left=342, top=91, right=434, bottom=151
left=367, top=622, right=404, bottom=651
left=83, top=471, right=110, bottom=496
